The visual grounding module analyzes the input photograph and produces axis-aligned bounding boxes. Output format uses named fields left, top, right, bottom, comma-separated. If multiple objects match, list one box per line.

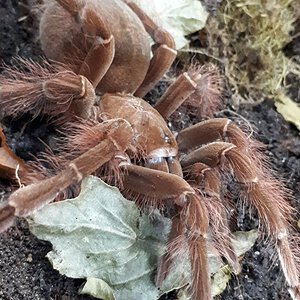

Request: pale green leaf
left=28, top=176, right=257, bottom=300
left=131, top=0, right=208, bottom=49
left=275, top=93, right=300, bottom=131
left=29, top=176, right=171, bottom=300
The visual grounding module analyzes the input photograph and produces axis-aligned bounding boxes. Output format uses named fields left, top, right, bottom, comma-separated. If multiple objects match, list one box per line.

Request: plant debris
left=275, top=93, right=300, bottom=131
left=0, top=127, right=26, bottom=181
left=206, top=0, right=300, bottom=106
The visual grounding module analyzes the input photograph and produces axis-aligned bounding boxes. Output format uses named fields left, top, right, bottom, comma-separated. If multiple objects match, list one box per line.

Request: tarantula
left=0, top=0, right=299, bottom=299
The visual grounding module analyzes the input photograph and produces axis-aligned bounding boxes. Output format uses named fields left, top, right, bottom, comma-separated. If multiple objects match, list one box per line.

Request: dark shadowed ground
left=0, top=0, right=299, bottom=299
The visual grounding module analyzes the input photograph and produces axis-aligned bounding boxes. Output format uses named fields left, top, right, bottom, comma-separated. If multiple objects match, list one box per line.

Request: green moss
left=208, top=0, right=300, bottom=104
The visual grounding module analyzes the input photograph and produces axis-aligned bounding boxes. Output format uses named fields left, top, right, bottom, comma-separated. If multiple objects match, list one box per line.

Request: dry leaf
left=275, top=93, right=300, bottom=131
left=0, top=127, right=26, bottom=181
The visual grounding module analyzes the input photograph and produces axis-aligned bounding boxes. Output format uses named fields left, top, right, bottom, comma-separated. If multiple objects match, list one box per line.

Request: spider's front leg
left=0, top=119, right=133, bottom=232
left=118, top=164, right=211, bottom=300
left=178, top=118, right=300, bottom=299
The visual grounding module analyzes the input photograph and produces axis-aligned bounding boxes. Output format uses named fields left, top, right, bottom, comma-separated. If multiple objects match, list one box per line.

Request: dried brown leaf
left=0, top=127, right=26, bottom=181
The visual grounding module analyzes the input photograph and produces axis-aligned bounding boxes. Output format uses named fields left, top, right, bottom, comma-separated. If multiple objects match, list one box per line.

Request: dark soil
left=0, top=1, right=299, bottom=300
